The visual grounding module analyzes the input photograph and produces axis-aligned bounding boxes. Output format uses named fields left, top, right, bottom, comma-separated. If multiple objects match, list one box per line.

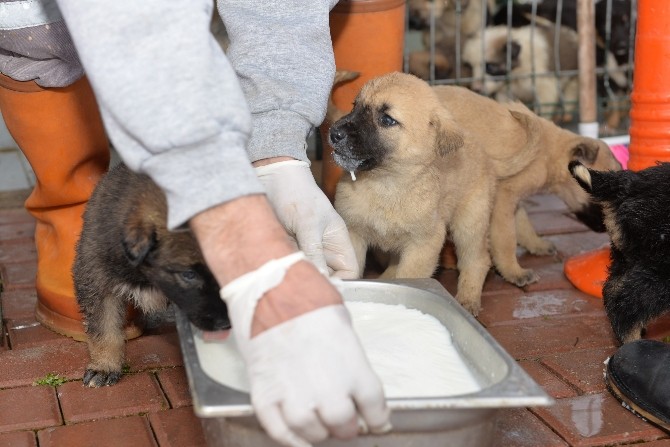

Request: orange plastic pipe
left=564, top=0, right=670, bottom=298
left=321, top=0, right=406, bottom=201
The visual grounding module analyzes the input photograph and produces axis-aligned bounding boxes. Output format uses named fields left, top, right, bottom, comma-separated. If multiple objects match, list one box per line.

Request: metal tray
left=176, top=278, right=553, bottom=447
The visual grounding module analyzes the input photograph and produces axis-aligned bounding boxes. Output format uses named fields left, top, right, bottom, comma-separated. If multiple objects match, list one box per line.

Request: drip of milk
left=193, top=301, right=481, bottom=398
left=350, top=170, right=357, bottom=181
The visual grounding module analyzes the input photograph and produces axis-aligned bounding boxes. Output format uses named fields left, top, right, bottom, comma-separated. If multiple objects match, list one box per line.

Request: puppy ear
left=122, top=219, right=158, bottom=267
left=571, top=140, right=600, bottom=165
left=568, top=160, right=593, bottom=193
left=432, top=109, right=464, bottom=156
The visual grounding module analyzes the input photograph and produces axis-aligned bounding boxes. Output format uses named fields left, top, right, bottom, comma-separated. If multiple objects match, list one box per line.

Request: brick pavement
left=1, top=192, right=669, bottom=446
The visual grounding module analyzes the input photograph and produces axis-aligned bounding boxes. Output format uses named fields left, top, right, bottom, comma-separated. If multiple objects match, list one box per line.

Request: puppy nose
left=329, top=127, right=346, bottom=144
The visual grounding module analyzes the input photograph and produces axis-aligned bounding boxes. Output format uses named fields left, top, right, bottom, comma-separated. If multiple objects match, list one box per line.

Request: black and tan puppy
left=329, top=72, right=497, bottom=315
left=569, top=161, right=670, bottom=344
left=74, top=162, right=230, bottom=387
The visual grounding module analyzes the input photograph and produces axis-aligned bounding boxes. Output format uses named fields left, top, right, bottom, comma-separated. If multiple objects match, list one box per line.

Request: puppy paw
left=458, top=299, right=481, bottom=316
left=506, top=269, right=540, bottom=288
left=83, top=368, right=123, bottom=387
left=526, top=241, right=557, bottom=257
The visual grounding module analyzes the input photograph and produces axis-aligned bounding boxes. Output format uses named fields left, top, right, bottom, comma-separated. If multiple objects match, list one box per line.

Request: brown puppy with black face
left=329, top=72, right=496, bottom=315
left=74, top=162, right=230, bottom=387
left=434, top=85, right=622, bottom=287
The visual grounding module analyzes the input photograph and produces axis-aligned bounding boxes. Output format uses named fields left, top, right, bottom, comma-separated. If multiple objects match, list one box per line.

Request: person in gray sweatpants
left=1, top=1, right=391, bottom=446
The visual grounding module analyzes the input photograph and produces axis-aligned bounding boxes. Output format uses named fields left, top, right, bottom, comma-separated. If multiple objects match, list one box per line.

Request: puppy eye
left=379, top=113, right=398, bottom=127
left=485, top=63, right=507, bottom=76
left=179, top=269, right=198, bottom=282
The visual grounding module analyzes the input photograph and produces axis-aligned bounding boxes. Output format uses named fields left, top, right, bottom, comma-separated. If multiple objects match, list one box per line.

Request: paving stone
left=541, top=347, right=618, bottom=394
left=7, top=318, right=68, bottom=349
left=0, top=341, right=88, bottom=388
left=529, top=211, right=590, bottom=236
left=58, top=372, right=169, bottom=423
left=518, top=360, right=577, bottom=400
left=493, top=408, right=568, bottom=447
left=523, top=261, right=581, bottom=292
left=125, top=333, right=184, bottom=372
left=1, top=288, right=37, bottom=320
left=0, top=430, right=37, bottom=447
left=156, top=367, right=193, bottom=409
left=548, top=232, right=610, bottom=259
left=38, top=416, right=157, bottom=447
left=1, top=261, right=36, bottom=288
left=0, top=386, right=61, bottom=433
left=478, top=289, right=605, bottom=327
left=0, top=222, right=34, bottom=243
left=149, top=407, right=207, bottom=447
left=0, top=240, right=36, bottom=264
left=487, top=315, right=618, bottom=360
left=0, top=208, right=33, bottom=226
left=533, top=393, right=668, bottom=446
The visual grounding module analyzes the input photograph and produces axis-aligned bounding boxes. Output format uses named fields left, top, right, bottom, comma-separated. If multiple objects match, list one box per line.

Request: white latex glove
left=221, top=252, right=391, bottom=447
left=255, top=160, right=358, bottom=279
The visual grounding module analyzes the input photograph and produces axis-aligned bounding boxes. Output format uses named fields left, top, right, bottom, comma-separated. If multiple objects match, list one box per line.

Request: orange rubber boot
left=565, top=0, right=670, bottom=298
left=0, top=75, right=141, bottom=341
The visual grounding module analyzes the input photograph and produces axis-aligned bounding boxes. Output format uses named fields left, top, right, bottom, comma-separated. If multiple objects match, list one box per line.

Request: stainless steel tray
left=176, top=278, right=553, bottom=447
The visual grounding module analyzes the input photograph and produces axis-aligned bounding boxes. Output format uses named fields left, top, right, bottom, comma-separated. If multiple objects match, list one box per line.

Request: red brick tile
left=635, top=441, right=670, bottom=446
left=487, top=315, right=617, bottom=360
left=533, top=393, right=668, bottom=446
left=523, top=194, right=569, bottom=214
left=149, top=407, right=206, bottom=447
left=0, top=209, right=33, bottom=226
left=58, top=372, right=169, bottom=423
left=478, top=290, right=605, bottom=327
left=0, top=341, right=88, bottom=388
left=156, top=367, right=193, bottom=409
left=493, top=408, right=568, bottom=447
left=0, top=222, right=34, bottom=243
left=518, top=360, right=577, bottom=400
left=541, top=347, right=618, bottom=394
left=481, top=270, right=527, bottom=296
left=0, top=386, right=61, bottom=433
left=125, top=333, right=183, bottom=372
left=528, top=211, right=590, bottom=236
left=0, top=430, right=37, bottom=447
left=7, top=318, right=69, bottom=349
left=1, top=261, right=36, bottom=288
left=1, top=288, right=37, bottom=320
left=38, top=415, right=157, bottom=447
left=523, top=261, right=580, bottom=293
left=0, top=240, right=36, bottom=264
left=548, top=232, right=610, bottom=259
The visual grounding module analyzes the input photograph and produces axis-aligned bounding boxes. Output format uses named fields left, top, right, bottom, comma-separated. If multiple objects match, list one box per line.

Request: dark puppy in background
left=569, top=161, right=670, bottom=344
left=74, top=163, right=230, bottom=387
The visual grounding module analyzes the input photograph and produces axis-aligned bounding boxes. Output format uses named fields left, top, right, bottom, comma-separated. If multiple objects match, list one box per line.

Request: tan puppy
left=434, top=85, right=622, bottom=286
left=462, top=23, right=580, bottom=122
left=329, top=72, right=500, bottom=314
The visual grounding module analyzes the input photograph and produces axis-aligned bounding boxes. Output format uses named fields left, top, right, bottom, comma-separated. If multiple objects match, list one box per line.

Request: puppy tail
left=569, top=160, right=593, bottom=192
left=490, top=109, right=542, bottom=179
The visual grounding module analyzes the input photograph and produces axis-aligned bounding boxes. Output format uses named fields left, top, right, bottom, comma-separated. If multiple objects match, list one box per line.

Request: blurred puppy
left=435, top=86, right=622, bottom=286
left=569, top=161, right=670, bottom=344
left=74, top=163, right=230, bottom=387
left=329, top=72, right=497, bottom=315
left=462, top=22, right=580, bottom=122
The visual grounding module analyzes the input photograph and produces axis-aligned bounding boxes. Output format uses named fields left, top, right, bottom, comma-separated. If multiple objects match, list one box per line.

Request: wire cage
left=404, top=0, right=637, bottom=137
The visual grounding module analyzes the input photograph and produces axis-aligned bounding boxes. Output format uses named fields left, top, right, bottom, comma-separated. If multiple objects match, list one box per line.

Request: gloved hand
left=221, top=252, right=391, bottom=447
left=255, top=160, right=358, bottom=279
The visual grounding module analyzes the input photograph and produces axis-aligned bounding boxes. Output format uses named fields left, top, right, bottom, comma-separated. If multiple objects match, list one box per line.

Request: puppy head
left=554, top=137, right=622, bottom=232
left=328, top=72, right=464, bottom=174
left=123, top=211, right=230, bottom=332
left=595, top=0, right=633, bottom=65
left=463, top=27, right=521, bottom=95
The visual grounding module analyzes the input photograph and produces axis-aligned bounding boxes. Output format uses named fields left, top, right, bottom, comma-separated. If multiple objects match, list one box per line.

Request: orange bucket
left=321, top=0, right=406, bottom=201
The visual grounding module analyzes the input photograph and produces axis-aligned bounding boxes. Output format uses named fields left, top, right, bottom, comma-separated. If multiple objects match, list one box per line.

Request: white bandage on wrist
left=254, top=159, right=310, bottom=176
left=220, top=251, right=306, bottom=338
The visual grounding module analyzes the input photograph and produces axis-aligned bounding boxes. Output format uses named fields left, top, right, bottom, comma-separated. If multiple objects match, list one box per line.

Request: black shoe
left=605, top=339, right=670, bottom=432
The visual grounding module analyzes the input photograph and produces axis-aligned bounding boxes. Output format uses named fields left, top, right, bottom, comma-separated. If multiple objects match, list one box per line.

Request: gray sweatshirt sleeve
left=219, top=0, right=338, bottom=163
left=53, top=0, right=265, bottom=229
